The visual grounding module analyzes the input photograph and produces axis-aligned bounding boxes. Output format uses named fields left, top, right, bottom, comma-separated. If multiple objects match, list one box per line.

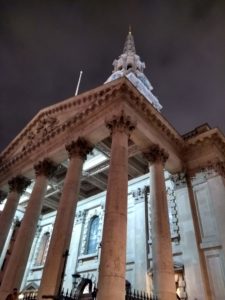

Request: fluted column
left=144, top=145, right=176, bottom=300
left=0, top=159, right=56, bottom=299
left=97, top=112, right=136, bottom=300
left=38, top=138, right=92, bottom=299
left=0, top=176, right=31, bottom=258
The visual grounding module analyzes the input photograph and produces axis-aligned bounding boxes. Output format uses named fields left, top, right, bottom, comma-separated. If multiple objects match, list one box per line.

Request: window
left=86, top=216, right=99, bottom=254
left=35, top=232, right=50, bottom=266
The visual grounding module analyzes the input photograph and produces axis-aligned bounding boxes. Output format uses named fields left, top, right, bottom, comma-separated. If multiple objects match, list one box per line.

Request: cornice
left=117, top=79, right=184, bottom=150
left=187, top=159, right=225, bottom=179
left=183, top=128, right=225, bottom=158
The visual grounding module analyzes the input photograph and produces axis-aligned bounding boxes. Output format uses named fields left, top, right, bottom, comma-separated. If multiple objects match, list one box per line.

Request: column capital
left=105, top=110, right=136, bottom=136
left=143, top=144, right=169, bottom=165
left=65, top=137, right=93, bottom=160
left=8, top=176, right=31, bottom=195
left=34, top=158, right=58, bottom=178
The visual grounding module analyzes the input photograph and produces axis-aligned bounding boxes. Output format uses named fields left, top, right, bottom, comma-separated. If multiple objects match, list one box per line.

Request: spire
left=123, top=29, right=136, bottom=54
left=105, top=29, right=162, bottom=112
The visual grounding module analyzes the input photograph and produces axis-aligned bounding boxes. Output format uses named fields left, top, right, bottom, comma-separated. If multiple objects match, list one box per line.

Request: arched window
left=35, top=232, right=50, bottom=266
left=86, top=216, right=99, bottom=254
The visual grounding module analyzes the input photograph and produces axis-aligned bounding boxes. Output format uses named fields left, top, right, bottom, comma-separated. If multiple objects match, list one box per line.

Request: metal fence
left=22, top=292, right=38, bottom=300
left=20, top=288, right=157, bottom=300
left=126, top=289, right=157, bottom=300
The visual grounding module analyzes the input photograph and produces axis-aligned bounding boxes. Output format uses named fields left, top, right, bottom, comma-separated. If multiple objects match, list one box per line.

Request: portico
left=0, top=31, right=225, bottom=300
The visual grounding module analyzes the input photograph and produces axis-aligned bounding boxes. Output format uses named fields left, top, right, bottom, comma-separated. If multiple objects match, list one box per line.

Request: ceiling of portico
left=15, top=137, right=148, bottom=214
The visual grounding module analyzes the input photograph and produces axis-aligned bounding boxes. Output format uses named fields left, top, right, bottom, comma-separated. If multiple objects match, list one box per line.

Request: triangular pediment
left=1, top=78, right=134, bottom=161
left=0, top=76, right=187, bottom=179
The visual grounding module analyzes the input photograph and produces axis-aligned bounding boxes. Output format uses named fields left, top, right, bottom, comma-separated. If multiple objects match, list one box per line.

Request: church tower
left=106, top=29, right=162, bottom=111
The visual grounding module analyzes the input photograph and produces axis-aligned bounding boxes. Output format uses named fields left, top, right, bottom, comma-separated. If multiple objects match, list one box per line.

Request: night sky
left=0, top=0, right=225, bottom=152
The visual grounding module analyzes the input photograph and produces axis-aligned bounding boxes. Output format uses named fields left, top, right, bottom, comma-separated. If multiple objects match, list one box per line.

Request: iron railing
left=22, top=292, right=38, bottom=300
left=20, top=288, right=157, bottom=300
left=126, top=289, right=157, bottom=300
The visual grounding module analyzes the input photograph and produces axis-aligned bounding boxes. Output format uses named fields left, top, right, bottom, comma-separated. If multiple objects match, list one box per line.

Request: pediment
left=0, top=76, right=185, bottom=178
left=0, top=78, right=129, bottom=162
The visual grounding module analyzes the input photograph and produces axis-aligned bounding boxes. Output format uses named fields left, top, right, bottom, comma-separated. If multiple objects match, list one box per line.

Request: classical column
left=0, top=159, right=56, bottom=299
left=97, top=112, right=136, bottom=300
left=38, top=138, right=92, bottom=299
left=144, top=144, right=176, bottom=300
left=0, top=176, right=31, bottom=258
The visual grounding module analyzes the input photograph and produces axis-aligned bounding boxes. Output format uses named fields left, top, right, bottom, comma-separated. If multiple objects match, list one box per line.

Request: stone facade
left=0, top=31, right=225, bottom=300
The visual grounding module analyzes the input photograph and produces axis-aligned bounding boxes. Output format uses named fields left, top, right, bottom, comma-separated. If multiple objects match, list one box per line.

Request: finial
left=123, top=28, right=136, bottom=54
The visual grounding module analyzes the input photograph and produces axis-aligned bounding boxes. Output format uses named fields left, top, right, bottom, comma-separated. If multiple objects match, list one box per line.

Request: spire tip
left=129, top=25, right=132, bottom=34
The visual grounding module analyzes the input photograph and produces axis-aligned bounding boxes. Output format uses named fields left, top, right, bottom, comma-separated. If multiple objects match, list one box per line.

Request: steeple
left=105, top=29, right=162, bottom=112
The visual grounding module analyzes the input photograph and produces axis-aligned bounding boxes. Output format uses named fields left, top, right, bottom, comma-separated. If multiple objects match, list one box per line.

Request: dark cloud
left=0, top=0, right=225, bottom=151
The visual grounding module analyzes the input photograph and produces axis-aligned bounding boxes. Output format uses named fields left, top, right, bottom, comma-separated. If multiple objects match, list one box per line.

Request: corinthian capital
left=106, top=110, right=136, bottom=136
left=143, top=144, right=169, bottom=165
left=34, top=158, right=57, bottom=178
left=8, top=176, right=31, bottom=195
left=65, top=137, right=93, bottom=160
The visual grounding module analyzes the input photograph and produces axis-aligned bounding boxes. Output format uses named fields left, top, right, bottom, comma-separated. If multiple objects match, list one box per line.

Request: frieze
left=143, top=144, right=169, bottom=165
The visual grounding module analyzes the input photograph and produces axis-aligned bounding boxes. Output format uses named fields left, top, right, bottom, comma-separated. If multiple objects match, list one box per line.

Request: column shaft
left=0, top=175, right=48, bottom=299
left=150, top=161, right=176, bottom=300
left=0, top=177, right=30, bottom=259
left=0, top=191, right=19, bottom=256
left=97, top=129, right=129, bottom=300
left=38, top=138, right=91, bottom=299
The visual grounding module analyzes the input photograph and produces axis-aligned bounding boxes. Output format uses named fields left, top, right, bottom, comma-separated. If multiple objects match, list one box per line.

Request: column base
left=97, top=275, right=125, bottom=300
left=156, top=291, right=177, bottom=300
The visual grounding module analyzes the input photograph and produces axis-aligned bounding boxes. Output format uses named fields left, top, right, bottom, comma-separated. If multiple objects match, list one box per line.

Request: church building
left=0, top=31, right=225, bottom=300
